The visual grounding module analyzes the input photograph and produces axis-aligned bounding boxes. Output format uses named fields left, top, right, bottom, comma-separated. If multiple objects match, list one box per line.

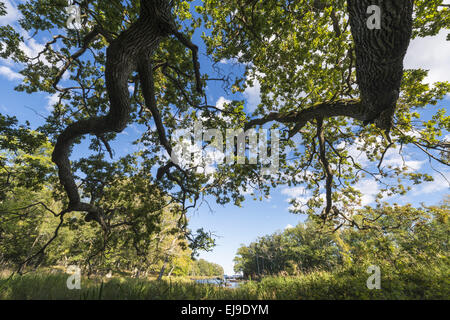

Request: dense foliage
left=189, top=259, right=224, bottom=277
left=0, top=134, right=216, bottom=277
left=234, top=200, right=449, bottom=296
left=0, top=0, right=447, bottom=229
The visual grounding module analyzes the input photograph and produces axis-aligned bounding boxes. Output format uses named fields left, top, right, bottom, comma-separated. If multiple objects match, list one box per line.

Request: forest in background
left=234, top=200, right=449, bottom=298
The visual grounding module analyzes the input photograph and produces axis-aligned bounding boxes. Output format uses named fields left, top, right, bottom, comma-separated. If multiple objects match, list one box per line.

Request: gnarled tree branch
left=51, top=0, right=202, bottom=226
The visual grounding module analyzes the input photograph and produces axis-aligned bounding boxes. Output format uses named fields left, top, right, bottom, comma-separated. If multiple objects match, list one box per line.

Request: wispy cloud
left=281, top=186, right=308, bottom=198
left=215, top=96, right=231, bottom=110
left=238, top=186, right=254, bottom=196
left=0, top=65, right=22, bottom=80
left=0, top=0, right=20, bottom=25
left=244, top=72, right=262, bottom=112
left=0, top=1, right=51, bottom=84
left=404, top=30, right=450, bottom=84
left=45, top=93, right=61, bottom=112
left=412, top=171, right=450, bottom=195
left=281, top=186, right=311, bottom=212
left=354, top=179, right=380, bottom=207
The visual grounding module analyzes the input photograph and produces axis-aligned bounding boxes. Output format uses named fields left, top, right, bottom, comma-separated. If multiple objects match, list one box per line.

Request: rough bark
left=347, top=0, right=414, bottom=132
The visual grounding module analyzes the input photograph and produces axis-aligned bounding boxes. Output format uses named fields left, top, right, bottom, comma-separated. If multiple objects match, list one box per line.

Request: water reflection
left=194, top=278, right=241, bottom=288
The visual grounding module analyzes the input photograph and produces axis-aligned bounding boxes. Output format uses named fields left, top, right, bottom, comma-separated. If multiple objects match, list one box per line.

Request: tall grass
left=0, top=273, right=242, bottom=300
left=0, top=264, right=448, bottom=300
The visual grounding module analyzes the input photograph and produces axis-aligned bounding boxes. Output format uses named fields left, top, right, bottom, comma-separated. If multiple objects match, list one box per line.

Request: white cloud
left=239, top=186, right=254, bottom=196
left=382, top=157, right=425, bottom=171
left=287, top=198, right=309, bottom=212
left=244, top=73, right=261, bottom=112
left=336, top=137, right=425, bottom=172
left=129, top=124, right=143, bottom=135
left=281, top=186, right=312, bottom=212
left=0, top=6, right=52, bottom=84
left=354, top=179, right=380, bottom=207
left=220, top=51, right=244, bottom=65
left=45, top=93, right=60, bottom=112
left=404, top=30, right=450, bottom=84
left=380, top=146, right=425, bottom=172
left=336, top=138, right=369, bottom=166
left=281, top=186, right=308, bottom=198
left=443, top=134, right=450, bottom=142
left=19, top=32, right=45, bottom=62
left=0, top=2, right=48, bottom=64
left=0, top=0, right=20, bottom=25
left=216, top=96, right=231, bottom=110
left=285, top=224, right=294, bottom=230
left=0, top=65, right=22, bottom=80
left=0, top=4, right=53, bottom=87
left=199, top=97, right=232, bottom=123
left=412, top=172, right=450, bottom=195
left=170, top=126, right=225, bottom=179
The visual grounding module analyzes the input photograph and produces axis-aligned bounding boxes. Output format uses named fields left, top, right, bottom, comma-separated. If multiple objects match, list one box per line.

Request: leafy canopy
left=0, top=0, right=448, bottom=234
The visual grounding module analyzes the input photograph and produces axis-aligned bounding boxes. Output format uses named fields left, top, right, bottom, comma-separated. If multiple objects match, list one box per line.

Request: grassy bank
left=1, top=264, right=448, bottom=300
left=0, top=273, right=242, bottom=300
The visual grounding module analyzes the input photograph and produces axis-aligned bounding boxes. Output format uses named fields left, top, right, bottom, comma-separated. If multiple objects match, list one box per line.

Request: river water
left=194, top=278, right=241, bottom=288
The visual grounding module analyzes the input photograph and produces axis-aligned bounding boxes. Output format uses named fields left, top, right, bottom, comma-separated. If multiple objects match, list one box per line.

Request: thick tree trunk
left=347, top=0, right=414, bottom=132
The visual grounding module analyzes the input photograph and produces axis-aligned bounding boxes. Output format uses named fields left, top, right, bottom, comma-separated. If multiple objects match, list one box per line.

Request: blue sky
left=1, top=0, right=449, bottom=275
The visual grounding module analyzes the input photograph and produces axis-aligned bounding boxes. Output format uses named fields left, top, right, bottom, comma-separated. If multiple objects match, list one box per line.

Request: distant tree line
left=189, top=259, right=224, bottom=277
left=234, top=200, right=449, bottom=280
